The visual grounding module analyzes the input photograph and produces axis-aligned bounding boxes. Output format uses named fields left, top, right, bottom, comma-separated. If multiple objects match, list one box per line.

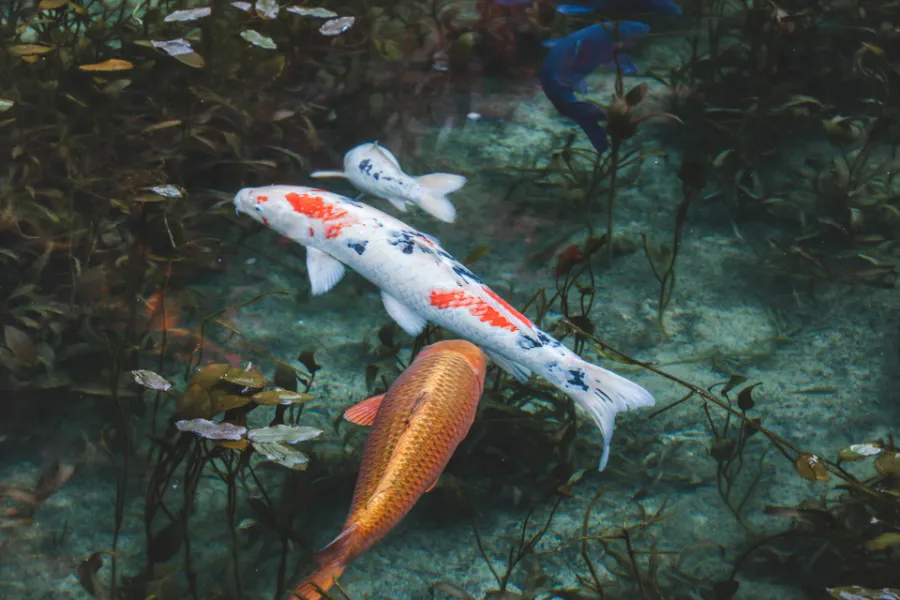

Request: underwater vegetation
left=0, top=0, right=898, bottom=598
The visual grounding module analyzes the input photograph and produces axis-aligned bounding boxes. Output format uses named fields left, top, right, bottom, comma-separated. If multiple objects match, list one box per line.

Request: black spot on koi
left=567, top=368, right=589, bottom=391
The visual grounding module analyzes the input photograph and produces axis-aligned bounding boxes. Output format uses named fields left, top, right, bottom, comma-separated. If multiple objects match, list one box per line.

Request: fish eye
left=254, top=205, right=263, bottom=212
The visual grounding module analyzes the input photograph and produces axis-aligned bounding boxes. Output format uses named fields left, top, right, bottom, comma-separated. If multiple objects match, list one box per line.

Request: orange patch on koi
left=256, top=195, right=269, bottom=203
left=429, top=289, right=518, bottom=332
left=482, top=286, right=534, bottom=329
left=284, top=191, right=353, bottom=239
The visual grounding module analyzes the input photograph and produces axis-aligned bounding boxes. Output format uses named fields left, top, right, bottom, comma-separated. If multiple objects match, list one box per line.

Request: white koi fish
left=310, top=142, right=466, bottom=224
left=233, top=185, right=654, bottom=469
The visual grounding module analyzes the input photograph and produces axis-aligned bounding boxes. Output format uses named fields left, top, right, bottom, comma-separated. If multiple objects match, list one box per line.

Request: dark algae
left=0, top=0, right=898, bottom=598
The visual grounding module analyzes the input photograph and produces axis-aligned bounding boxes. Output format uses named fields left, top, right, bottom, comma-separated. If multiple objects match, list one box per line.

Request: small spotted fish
left=289, top=340, right=487, bottom=599
left=310, top=142, right=466, bottom=223
left=233, top=185, right=654, bottom=469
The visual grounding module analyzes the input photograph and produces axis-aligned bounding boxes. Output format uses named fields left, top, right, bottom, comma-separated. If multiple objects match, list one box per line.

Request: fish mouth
left=233, top=187, right=253, bottom=215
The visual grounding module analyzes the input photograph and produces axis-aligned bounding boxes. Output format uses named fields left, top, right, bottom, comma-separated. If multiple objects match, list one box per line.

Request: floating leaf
left=839, top=442, right=884, bottom=462
left=231, top=1, right=252, bottom=10
left=210, top=393, right=251, bottom=414
left=251, top=441, right=310, bottom=469
left=4, top=325, right=37, bottom=366
left=176, top=385, right=212, bottom=419
left=164, top=7, right=211, bottom=22
left=255, top=0, right=278, bottom=18
left=864, top=533, right=900, bottom=552
left=794, top=452, right=830, bottom=482
left=251, top=388, right=314, bottom=405
left=189, top=363, right=230, bottom=390
left=8, top=44, right=54, bottom=56
left=79, top=59, right=134, bottom=71
left=39, top=0, right=69, bottom=9
left=319, top=16, right=355, bottom=36
left=247, top=425, right=322, bottom=444
left=875, top=452, right=900, bottom=477
left=151, top=39, right=193, bottom=56
left=218, top=439, right=249, bottom=450
left=241, top=30, right=277, bottom=49
left=131, top=369, right=173, bottom=392
left=827, top=586, right=900, bottom=600
left=0, top=99, right=14, bottom=112
left=148, top=185, right=183, bottom=198
left=286, top=6, right=337, bottom=17
left=176, top=418, right=246, bottom=440
left=222, top=367, right=268, bottom=388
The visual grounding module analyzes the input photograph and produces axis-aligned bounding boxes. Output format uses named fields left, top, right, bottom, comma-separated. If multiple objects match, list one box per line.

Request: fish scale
left=234, top=185, right=655, bottom=472
left=289, top=341, right=486, bottom=600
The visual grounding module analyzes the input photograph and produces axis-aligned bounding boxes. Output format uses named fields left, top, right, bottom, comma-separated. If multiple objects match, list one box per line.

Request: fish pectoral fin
left=343, top=393, right=385, bottom=426
left=370, top=142, right=402, bottom=168
left=385, top=197, right=409, bottom=212
left=381, top=292, right=427, bottom=336
left=486, top=351, right=532, bottom=384
left=309, top=170, right=348, bottom=179
left=306, top=247, right=346, bottom=296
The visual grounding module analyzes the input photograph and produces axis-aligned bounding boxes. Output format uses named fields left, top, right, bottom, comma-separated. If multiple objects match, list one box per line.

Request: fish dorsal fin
left=306, top=247, right=346, bottom=296
left=343, top=393, right=385, bottom=426
left=371, top=142, right=402, bottom=169
left=314, top=522, right=358, bottom=567
left=381, top=292, right=427, bottom=336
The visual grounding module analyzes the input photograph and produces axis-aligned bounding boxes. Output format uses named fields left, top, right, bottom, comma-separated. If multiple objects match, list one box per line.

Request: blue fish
left=539, top=22, right=649, bottom=152
left=557, top=0, right=682, bottom=16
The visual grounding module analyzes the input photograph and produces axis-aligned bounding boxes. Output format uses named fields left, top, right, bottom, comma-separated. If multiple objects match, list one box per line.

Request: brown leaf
left=794, top=452, right=830, bottom=482
left=8, top=44, right=54, bottom=56
left=221, top=367, right=268, bottom=388
left=4, top=325, right=38, bottom=366
left=78, top=59, right=134, bottom=71
left=77, top=552, right=104, bottom=595
left=39, top=0, right=68, bottom=8
left=189, top=363, right=230, bottom=390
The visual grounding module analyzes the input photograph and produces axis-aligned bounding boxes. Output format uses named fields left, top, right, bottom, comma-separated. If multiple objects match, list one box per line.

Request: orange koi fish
left=289, top=340, right=487, bottom=600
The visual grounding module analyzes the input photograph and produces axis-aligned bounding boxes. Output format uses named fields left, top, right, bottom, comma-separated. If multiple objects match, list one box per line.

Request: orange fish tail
left=289, top=562, right=346, bottom=600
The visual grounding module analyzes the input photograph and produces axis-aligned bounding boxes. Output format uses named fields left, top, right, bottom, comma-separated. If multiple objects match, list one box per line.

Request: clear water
left=1, top=1, right=898, bottom=599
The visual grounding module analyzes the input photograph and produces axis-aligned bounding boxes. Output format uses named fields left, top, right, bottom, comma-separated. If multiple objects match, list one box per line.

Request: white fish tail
left=415, top=173, right=467, bottom=223
left=563, top=358, right=655, bottom=470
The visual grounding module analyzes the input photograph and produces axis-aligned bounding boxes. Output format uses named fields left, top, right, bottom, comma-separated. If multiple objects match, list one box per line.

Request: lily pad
left=827, top=586, right=900, bottom=600
left=221, top=367, right=268, bottom=388
left=875, top=452, right=900, bottom=477
left=176, top=418, right=246, bottom=440
left=189, top=363, right=230, bottom=390
left=79, top=59, right=134, bottom=72
left=176, top=384, right=213, bottom=419
left=839, top=442, right=884, bottom=462
left=247, top=425, right=322, bottom=444
left=251, top=441, right=310, bottom=470
left=131, top=369, right=172, bottom=392
left=164, top=7, right=211, bottom=22
left=241, top=30, right=277, bottom=50
left=251, top=388, right=314, bottom=405
left=794, top=452, right=830, bottom=482
left=319, top=16, right=354, bottom=36
left=286, top=6, right=337, bottom=17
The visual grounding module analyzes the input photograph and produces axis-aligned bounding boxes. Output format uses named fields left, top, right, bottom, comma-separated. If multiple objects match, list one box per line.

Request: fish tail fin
left=415, top=173, right=467, bottom=223
left=564, top=358, right=654, bottom=470
left=289, top=562, right=346, bottom=600
left=289, top=525, right=357, bottom=600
